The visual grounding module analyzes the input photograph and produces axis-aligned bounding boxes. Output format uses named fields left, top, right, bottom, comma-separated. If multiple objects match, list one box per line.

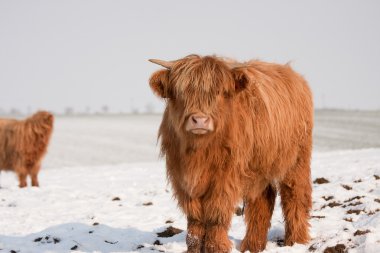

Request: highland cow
left=0, top=111, right=54, bottom=187
left=149, top=55, right=313, bottom=253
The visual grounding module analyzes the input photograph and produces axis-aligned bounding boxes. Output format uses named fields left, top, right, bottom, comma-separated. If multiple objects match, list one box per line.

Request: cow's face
left=149, top=55, right=249, bottom=138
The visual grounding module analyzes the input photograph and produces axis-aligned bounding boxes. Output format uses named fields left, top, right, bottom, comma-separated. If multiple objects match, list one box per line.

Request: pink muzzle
left=185, top=113, right=214, bottom=135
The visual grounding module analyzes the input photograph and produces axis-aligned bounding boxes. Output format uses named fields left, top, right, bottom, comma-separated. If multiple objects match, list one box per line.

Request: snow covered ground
left=0, top=111, right=379, bottom=253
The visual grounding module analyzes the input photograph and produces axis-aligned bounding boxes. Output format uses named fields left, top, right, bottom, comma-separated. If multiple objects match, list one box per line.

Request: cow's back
left=0, top=119, right=21, bottom=169
left=237, top=61, right=313, bottom=179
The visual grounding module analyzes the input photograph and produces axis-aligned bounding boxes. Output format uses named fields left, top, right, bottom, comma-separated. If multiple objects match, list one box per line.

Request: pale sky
left=0, top=0, right=379, bottom=114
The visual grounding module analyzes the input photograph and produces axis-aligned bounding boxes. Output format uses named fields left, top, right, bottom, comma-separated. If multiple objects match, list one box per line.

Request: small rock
left=346, top=209, right=362, bottom=215
left=112, top=197, right=121, bottom=201
left=313, top=178, right=330, bottom=184
left=374, top=175, right=380, bottom=180
left=153, top=239, right=162, bottom=245
left=143, top=202, right=153, bottom=206
left=93, top=222, right=99, bottom=226
left=341, top=184, right=352, bottom=190
left=157, top=226, right=183, bottom=238
left=323, top=244, right=347, bottom=253
left=105, top=240, right=118, bottom=244
left=354, top=229, right=370, bottom=236
left=309, top=244, right=317, bottom=252
left=276, top=239, right=284, bottom=247
left=71, top=245, right=78, bottom=250
left=34, top=237, right=43, bottom=242
left=311, top=215, right=325, bottom=219
left=322, top=196, right=334, bottom=201
left=343, top=217, right=353, bottom=222
left=328, top=202, right=342, bottom=208
left=235, top=206, right=244, bottom=216
left=344, top=196, right=363, bottom=203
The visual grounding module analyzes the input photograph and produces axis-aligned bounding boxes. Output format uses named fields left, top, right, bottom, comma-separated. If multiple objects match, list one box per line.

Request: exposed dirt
left=323, top=244, right=347, bottom=253
left=341, top=184, right=352, bottom=190
left=157, top=226, right=183, bottom=238
left=235, top=206, right=244, bottom=216
left=313, top=178, right=330, bottom=184
left=322, top=196, right=334, bottom=201
left=354, top=230, right=370, bottom=236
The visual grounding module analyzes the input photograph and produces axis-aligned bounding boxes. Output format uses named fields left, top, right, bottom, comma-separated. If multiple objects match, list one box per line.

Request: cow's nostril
left=192, top=116, right=198, bottom=124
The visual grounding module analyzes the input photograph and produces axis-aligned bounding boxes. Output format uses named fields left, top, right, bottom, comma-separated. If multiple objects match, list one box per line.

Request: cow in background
left=0, top=111, right=54, bottom=187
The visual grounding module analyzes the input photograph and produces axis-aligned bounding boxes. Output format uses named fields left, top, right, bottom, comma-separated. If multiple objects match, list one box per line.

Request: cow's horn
left=149, top=59, right=174, bottom=69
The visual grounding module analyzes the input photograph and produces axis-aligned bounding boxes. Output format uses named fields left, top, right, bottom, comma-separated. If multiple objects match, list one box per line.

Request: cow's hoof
left=240, top=237, right=266, bottom=253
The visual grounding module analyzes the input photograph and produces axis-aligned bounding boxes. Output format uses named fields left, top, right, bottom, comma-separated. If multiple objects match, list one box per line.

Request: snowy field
left=0, top=110, right=379, bottom=253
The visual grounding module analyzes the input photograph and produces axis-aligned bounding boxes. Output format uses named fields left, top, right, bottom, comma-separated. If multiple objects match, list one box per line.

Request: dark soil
left=153, top=239, right=162, bottom=245
left=321, top=201, right=342, bottom=209
left=104, top=240, right=118, bottom=244
left=309, top=244, right=317, bottom=252
left=314, top=178, right=330, bottom=184
left=311, top=215, right=326, bottom=219
left=346, top=209, right=363, bottom=215
left=354, top=229, right=370, bottom=236
left=341, top=184, right=352, bottom=190
left=322, top=196, right=334, bottom=201
left=344, top=196, right=363, bottom=203
left=343, top=218, right=353, bottom=222
left=235, top=206, right=244, bottom=216
left=323, top=244, right=347, bottom=253
left=157, top=226, right=183, bottom=238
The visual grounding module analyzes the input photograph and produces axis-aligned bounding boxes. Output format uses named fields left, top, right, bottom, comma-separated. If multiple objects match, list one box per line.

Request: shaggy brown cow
left=0, top=111, right=54, bottom=187
left=149, top=55, right=313, bottom=253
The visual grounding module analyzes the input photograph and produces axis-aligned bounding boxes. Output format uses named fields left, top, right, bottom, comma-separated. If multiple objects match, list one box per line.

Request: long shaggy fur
left=149, top=55, right=313, bottom=253
left=0, top=111, right=54, bottom=187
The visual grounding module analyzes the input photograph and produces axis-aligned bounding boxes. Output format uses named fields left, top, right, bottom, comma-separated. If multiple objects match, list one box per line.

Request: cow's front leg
left=187, top=216, right=205, bottom=253
left=182, top=197, right=205, bottom=253
left=172, top=183, right=205, bottom=253
left=202, top=182, right=239, bottom=253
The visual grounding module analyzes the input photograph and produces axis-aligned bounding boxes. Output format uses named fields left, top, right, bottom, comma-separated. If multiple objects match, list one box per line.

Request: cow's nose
left=186, top=113, right=214, bottom=134
left=190, top=115, right=210, bottom=127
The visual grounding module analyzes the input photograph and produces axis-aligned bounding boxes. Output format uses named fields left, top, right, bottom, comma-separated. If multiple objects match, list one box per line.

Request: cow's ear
left=231, top=68, right=250, bottom=93
left=149, top=70, right=171, bottom=98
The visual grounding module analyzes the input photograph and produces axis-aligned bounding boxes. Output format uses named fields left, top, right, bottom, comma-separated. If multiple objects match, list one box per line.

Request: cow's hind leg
left=241, top=184, right=276, bottom=253
left=279, top=150, right=312, bottom=245
left=16, top=167, right=28, bottom=188
left=30, top=163, right=41, bottom=187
